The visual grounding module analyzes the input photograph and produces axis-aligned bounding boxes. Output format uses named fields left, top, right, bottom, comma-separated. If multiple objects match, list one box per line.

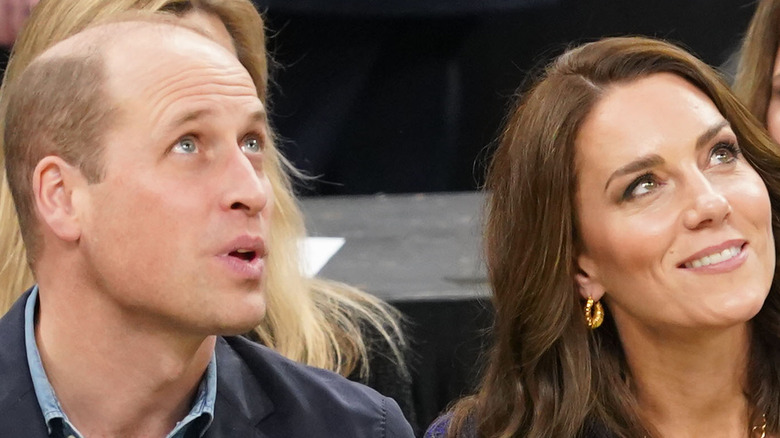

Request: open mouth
left=229, top=249, right=257, bottom=262
left=679, top=242, right=746, bottom=269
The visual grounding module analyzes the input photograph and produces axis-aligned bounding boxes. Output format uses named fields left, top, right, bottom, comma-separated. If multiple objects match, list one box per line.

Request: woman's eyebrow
left=604, top=154, right=664, bottom=192
left=602, top=120, right=731, bottom=193
left=695, top=120, right=730, bottom=151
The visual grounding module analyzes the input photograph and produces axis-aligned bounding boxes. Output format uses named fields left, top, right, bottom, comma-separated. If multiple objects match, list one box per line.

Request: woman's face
left=575, top=73, right=774, bottom=335
left=766, top=45, right=780, bottom=141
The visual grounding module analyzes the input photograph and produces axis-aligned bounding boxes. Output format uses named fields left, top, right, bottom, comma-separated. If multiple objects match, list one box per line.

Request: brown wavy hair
left=734, top=0, right=780, bottom=125
left=446, top=37, right=780, bottom=438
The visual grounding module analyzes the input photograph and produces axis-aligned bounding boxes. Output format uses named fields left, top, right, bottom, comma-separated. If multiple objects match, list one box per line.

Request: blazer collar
left=0, top=288, right=48, bottom=435
left=205, top=337, right=275, bottom=437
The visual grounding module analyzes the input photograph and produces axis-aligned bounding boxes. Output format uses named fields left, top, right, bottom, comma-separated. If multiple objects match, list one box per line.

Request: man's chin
left=215, top=305, right=266, bottom=337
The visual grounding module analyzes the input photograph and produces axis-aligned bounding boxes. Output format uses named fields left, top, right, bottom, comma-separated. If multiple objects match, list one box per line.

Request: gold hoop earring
left=584, top=297, right=604, bottom=329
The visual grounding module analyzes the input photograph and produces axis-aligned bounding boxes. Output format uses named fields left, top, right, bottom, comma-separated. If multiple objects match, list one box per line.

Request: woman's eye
left=622, top=174, right=659, bottom=201
left=172, top=137, right=198, bottom=154
left=241, top=136, right=263, bottom=154
left=709, top=142, right=740, bottom=166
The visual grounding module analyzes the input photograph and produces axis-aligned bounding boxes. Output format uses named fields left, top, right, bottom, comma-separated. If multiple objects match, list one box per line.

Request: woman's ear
left=33, top=156, right=86, bottom=242
left=575, top=253, right=605, bottom=301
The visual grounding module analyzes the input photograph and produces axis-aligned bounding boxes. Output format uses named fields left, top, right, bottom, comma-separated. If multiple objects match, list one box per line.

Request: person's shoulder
left=221, top=334, right=372, bottom=395
left=424, top=413, right=480, bottom=438
left=0, top=287, right=32, bottom=369
left=425, top=413, right=452, bottom=438
left=217, top=335, right=414, bottom=437
left=424, top=414, right=611, bottom=438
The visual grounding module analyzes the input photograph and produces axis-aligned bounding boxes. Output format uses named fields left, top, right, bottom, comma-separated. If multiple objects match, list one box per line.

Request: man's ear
left=575, top=253, right=605, bottom=301
left=32, top=156, right=86, bottom=242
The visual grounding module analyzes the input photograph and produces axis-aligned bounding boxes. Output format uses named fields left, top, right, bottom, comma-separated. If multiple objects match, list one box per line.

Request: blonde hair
left=0, top=0, right=405, bottom=379
left=734, top=0, right=780, bottom=124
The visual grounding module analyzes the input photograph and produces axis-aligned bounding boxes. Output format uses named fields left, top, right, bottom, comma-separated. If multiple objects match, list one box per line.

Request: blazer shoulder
left=217, top=336, right=414, bottom=437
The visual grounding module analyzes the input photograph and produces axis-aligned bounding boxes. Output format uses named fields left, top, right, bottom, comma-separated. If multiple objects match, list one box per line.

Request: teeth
left=685, top=246, right=740, bottom=269
left=236, top=249, right=252, bottom=253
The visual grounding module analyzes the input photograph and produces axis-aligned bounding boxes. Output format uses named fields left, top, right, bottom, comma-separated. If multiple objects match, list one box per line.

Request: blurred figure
left=0, top=0, right=37, bottom=47
left=734, top=0, right=780, bottom=144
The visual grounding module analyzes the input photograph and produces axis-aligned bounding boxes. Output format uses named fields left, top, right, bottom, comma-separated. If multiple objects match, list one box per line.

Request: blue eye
left=173, top=137, right=198, bottom=154
left=241, top=136, right=263, bottom=154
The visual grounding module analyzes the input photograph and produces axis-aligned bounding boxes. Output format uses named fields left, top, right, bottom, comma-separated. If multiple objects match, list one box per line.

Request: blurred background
left=253, top=0, right=757, bottom=196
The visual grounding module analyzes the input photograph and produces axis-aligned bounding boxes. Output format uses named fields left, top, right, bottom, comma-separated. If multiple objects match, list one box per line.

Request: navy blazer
left=0, top=289, right=415, bottom=437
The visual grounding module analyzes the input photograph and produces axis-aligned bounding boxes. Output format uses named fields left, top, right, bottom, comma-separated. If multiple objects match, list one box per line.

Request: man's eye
left=241, top=137, right=262, bottom=154
left=173, top=137, right=198, bottom=154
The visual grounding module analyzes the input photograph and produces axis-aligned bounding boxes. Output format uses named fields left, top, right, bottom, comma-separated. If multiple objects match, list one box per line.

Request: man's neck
left=34, top=285, right=216, bottom=438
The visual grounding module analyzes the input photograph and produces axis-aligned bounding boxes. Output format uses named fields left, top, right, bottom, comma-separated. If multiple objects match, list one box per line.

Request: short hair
left=3, top=15, right=214, bottom=266
left=734, top=0, right=780, bottom=126
left=3, top=53, right=114, bottom=265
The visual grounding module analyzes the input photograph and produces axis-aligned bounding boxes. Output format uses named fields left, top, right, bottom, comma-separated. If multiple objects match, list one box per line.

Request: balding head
left=3, top=16, right=247, bottom=267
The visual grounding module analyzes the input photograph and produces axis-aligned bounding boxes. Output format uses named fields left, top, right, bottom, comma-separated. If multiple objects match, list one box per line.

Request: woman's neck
left=617, top=316, right=755, bottom=437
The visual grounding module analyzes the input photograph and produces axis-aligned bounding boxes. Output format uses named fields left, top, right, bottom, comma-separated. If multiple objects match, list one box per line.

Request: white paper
left=300, top=237, right=345, bottom=277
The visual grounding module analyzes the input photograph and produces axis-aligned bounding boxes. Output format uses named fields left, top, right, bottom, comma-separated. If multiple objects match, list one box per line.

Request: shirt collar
left=24, top=285, right=218, bottom=437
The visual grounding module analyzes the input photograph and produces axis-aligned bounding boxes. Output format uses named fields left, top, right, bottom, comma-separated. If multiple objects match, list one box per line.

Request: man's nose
left=220, top=149, right=268, bottom=216
left=682, top=174, right=732, bottom=231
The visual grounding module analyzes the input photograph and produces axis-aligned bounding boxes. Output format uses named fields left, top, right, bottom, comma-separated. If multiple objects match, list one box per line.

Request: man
left=0, top=16, right=414, bottom=437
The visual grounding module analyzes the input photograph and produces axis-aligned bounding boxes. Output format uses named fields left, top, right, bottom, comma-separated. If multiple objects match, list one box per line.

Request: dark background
left=255, top=0, right=758, bottom=195
left=0, top=2, right=760, bottom=196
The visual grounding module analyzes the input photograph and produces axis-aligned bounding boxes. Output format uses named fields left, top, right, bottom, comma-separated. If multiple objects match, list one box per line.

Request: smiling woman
left=426, top=37, right=780, bottom=438
left=575, top=73, right=773, bottom=337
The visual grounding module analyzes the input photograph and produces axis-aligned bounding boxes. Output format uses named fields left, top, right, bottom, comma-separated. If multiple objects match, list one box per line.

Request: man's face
left=78, top=29, right=273, bottom=335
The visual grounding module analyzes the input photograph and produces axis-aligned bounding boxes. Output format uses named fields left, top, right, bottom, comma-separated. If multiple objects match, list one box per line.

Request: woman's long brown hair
left=734, top=0, right=780, bottom=125
left=446, top=37, right=780, bottom=438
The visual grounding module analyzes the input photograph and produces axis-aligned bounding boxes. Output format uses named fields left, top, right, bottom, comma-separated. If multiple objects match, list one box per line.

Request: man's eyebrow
left=246, top=109, right=267, bottom=125
left=167, top=108, right=213, bottom=129
left=165, top=107, right=267, bottom=129
left=602, top=120, right=731, bottom=192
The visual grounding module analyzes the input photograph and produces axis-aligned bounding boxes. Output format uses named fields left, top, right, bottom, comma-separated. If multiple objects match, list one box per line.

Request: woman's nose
left=682, top=177, right=732, bottom=231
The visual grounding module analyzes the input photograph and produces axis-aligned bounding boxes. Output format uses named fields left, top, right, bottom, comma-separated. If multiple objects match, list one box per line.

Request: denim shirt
left=24, top=286, right=217, bottom=438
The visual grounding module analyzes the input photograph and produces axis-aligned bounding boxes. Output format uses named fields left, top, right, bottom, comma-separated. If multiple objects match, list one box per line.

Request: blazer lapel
left=0, top=289, right=48, bottom=436
left=205, top=337, right=274, bottom=438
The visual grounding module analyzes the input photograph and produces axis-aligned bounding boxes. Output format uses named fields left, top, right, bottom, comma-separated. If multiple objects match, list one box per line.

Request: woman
left=734, top=0, right=780, bottom=140
left=0, top=0, right=416, bottom=429
left=426, top=36, right=780, bottom=437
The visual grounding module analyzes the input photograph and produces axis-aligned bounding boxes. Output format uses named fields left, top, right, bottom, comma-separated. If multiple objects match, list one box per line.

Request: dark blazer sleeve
left=216, top=336, right=415, bottom=438
left=384, top=395, right=416, bottom=438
